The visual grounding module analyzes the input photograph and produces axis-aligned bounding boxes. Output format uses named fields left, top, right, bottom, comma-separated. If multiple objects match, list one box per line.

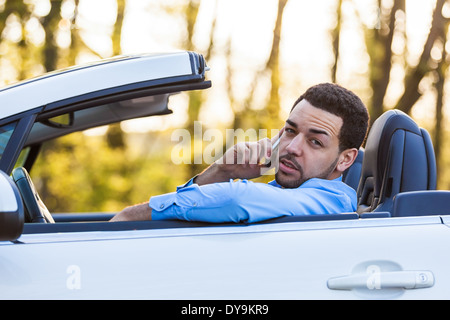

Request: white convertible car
left=0, top=51, right=449, bottom=301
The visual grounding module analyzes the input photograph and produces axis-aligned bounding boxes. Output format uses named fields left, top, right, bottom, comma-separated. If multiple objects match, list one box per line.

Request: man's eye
left=285, top=128, right=295, bottom=134
left=311, top=139, right=323, bottom=147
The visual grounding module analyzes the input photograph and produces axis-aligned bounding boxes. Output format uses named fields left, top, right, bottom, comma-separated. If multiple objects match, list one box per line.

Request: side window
left=14, top=147, right=30, bottom=169
left=0, top=122, right=17, bottom=161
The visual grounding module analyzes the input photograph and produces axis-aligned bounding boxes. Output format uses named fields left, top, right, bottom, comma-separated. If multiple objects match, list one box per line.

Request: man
left=110, top=83, right=369, bottom=223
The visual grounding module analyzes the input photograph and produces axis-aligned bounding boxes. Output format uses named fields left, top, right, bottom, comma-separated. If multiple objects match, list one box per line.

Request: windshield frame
left=0, top=112, right=37, bottom=174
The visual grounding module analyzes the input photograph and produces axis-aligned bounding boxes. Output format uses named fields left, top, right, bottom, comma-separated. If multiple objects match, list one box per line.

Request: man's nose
left=285, top=135, right=304, bottom=156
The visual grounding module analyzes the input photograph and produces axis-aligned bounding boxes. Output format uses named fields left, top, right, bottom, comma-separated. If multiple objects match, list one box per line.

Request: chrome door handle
left=328, top=270, right=434, bottom=290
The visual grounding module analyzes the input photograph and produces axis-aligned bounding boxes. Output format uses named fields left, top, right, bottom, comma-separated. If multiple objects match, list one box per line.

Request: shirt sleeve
left=149, top=180, right=250, bottom=223
left=149, top=178, right=356, bottom=223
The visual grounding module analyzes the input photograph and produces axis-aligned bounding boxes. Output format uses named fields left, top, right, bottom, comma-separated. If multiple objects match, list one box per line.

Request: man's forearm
left=193, top=162, right=233, bottom=186
left=110, top=202, right=152, bottom=221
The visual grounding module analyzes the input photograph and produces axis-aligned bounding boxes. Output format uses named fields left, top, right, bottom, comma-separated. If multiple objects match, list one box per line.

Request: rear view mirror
left=41, top=112, right=74, bottom=128
left=0, top=171, right=24, bottom=241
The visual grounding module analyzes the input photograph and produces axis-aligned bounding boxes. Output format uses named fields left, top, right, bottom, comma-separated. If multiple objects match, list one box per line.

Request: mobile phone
left=264, top=137, right=280, bottom=167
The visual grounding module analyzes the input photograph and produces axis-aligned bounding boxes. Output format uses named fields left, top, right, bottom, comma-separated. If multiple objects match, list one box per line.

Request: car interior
left=10, top=107, right=450, bottom=234
left=357, top=109, right=437, bottom=216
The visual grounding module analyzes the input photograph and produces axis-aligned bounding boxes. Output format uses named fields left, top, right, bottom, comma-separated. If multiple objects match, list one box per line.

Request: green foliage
left=31, top=130, right=188, bottom=213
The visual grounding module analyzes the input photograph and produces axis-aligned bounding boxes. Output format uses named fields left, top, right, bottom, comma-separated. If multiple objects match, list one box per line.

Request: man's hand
left=194, top=128, right=284, bottom=185
left=217, top=138, right=273, bottom=179
left=110, top=202, right=152, bottom=222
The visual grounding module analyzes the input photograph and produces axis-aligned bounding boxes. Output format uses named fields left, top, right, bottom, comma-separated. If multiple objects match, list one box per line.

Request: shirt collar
left=269, top=175, right=343, bottom=188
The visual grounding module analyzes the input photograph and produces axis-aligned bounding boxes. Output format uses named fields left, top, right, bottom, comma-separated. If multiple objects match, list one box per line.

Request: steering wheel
left=12, top=167, right=55, bottom=223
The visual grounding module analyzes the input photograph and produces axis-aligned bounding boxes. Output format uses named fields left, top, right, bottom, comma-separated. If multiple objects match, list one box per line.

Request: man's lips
left=279, top=157, right=300, bottom=174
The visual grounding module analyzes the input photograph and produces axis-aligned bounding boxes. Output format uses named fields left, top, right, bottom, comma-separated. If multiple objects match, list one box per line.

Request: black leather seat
left=356, top=110, right=436, bottom=214
left=391, top=190, right=450, bottom=217
left=12, top=167, right=54, bottom=223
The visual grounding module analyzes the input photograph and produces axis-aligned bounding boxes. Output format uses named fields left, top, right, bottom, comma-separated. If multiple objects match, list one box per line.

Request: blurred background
left=1, top=0, right=449, bottom=213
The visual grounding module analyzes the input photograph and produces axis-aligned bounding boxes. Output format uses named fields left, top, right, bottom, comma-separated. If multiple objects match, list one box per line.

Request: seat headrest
left=357, top=109, right=436, bottom=213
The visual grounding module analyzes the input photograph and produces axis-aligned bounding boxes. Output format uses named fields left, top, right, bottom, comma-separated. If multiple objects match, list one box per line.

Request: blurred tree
left=261, top=0, right=288, bottom=130
left=331, top=0, right=343, bottom=83
left=42, top=0, right=62, bottom=72
left=0, top=0, right=34, bottom=82
left=434, top=37, right=448, bottom=178
left=33, top=131, right=187, bottom=212
left=375, top=0, right=449, bottom=187
left=66, top=0, right=80, bottom=66
left=112, top=0, right=125, bottom=56
left=329, top=0, right=450, bottom=188
left=395, top=0, right=449, bottom=114
left=106, top=0, right=126, bottom=149
left=344, top=0, right=448, bottom=121
left=365, top=0, right=405, bottom=122
left=336, top=0, right=406, bottom=122
left=0, top=1, right=26, bottom=36
left=230, top=0, right=288, bottom=131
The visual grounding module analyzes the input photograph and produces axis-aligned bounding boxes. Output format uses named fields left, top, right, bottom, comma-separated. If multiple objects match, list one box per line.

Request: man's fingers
left=232, top=142, right=253, bottom=165
left=234, top=143, right=247, bottom=164
left=260, top=129, right=283, bottom=164
left=249, top=141, right=269, bottom=165
left=235, top=141, right=267, bottom=165
left=252, top=138, right=270, bottom=166
left=247, top=143, right=258, bottom=165
left=222, top=130, right=284, bottom=166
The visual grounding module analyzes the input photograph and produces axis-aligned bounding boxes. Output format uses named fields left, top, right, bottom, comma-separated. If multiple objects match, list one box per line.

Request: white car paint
left=0, top=176, right=18, bottom=212
left=0, top=52, right=193, bottom=119
left=1, top=216, right=449, bottom=299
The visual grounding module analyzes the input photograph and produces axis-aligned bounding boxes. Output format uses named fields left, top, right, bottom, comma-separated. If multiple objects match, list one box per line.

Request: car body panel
left=0, top=52, right=195, bottom=120
left=1, top=216, right=450, bottom=299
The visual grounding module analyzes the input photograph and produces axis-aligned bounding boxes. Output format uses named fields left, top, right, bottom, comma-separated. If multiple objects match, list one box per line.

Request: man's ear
left=336, top=148, right=359, bottom=173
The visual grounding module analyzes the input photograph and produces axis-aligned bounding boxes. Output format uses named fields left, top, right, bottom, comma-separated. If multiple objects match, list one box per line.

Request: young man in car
left=110, top=83, right=369, bottom=223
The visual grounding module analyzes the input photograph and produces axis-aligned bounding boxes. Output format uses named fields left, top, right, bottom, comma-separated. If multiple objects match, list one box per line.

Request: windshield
left=0, top=122, right=17, bottom=161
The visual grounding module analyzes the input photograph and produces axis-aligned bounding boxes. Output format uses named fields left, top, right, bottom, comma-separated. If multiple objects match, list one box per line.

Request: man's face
left=275, top=99, right=343, bottom=188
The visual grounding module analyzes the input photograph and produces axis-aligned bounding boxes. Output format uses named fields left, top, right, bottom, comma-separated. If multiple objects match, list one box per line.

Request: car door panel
left=1, top=216, right=449, bottom=299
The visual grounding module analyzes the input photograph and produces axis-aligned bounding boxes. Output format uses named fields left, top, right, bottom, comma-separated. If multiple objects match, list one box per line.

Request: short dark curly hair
left=292, top=83, right=369, bottom=151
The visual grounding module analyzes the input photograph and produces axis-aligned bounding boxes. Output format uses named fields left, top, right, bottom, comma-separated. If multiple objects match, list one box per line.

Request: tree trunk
left=41, top=0, right=62, bottom=72
left=395, top=0, right=448, bottom=114
left=262, top=0, right=288, bottom=130
left=365, top=0, right=404, bottom=122
left=331, top=0, right=343, bottom=83
left=106, top=0, right=127, bottom=150
left=434, top=34, right=448, bottom=182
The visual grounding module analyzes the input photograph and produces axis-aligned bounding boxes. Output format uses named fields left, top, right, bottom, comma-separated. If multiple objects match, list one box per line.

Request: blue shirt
left=149, top=176, right=357, bottom=223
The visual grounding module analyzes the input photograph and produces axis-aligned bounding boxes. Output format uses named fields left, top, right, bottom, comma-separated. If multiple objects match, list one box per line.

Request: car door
left=1, top=215, right=449, bottom=299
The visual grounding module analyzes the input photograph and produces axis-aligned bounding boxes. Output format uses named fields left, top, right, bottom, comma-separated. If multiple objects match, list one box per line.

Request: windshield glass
left=0, top=122, right=17, bottom=160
